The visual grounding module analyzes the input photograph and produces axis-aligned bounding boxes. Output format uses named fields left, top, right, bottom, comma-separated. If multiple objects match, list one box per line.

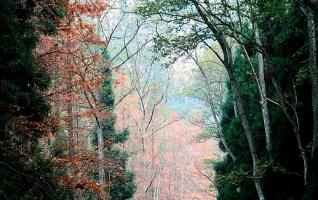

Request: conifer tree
left=92, top=54, right=136, bottom=199
left=0, top=0, right=71, bottom=199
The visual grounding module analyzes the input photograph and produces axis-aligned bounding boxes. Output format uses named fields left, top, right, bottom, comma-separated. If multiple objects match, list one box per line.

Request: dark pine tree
left=91, top=52, right=136, bottom=200
left=0, top=0, right=71, bottom=199
left=214, top=1, right=318, bottom=199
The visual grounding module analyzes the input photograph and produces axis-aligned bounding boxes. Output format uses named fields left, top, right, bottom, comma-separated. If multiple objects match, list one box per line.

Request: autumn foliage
left=35, top=0, right=135, bottom=198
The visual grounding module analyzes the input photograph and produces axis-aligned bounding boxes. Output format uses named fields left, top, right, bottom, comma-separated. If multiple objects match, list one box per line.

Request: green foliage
left=136, top=0, right=209, bottom=67
left=37, top=0, right=66, bottom=35
left=50, top=133, right=69, bottom=157
left=109, top=171, right=136, bottom=200
left=101, top=75, right=115, bottom=109
left=134, top=0, right=317, bottom=199
left=136, top=0, right=189, bottom=16
left=0, top=0, right=46, bottom=128
left=114, top=129, right=130, bottom=144
left=0, top=148, right=73, bottom=200
left=215, top=2, right=316, bottom=199
left=90, top=50, right=135, bottom=199
left=0, top=0, right=71, bottom=199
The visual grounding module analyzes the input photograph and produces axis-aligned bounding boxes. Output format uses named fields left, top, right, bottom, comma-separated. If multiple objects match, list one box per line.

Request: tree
left=0, top=0, right=71, bottom=199
left=37, top=1, right=136, bottom=199
left=136, top=1, right=265, bottom=199
left=91, top=65, right=136, bottom=200
left=136, top=0, right=318, bottom=199
left=215, top=1, right=317, bottom=199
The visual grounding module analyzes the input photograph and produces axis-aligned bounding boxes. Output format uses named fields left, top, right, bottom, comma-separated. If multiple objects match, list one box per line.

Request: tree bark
left=191, top=1, right=265, bottom=199
left=96, top=16, right=106, bottom=186
left=67, top=73, right=75, bottom=156
left=97, top=124, right=105, bottom=185
left=233, top=97, right=239, bottom=117
left=230, top=71, right=265, bottom=200
left=255, top=25, right=272, bottom=156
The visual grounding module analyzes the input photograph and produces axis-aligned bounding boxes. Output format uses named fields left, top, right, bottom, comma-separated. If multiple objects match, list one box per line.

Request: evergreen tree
left=101, top=69, right=136, bottom=200
left=0, top=1, right=71, bottom=199
left=215, top=1, right=317, bottom=199
left=92, top=57, right=136, bottom=199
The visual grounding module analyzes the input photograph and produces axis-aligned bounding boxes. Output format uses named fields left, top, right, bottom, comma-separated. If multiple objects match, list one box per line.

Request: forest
left=0, top=0, right=318, bottom=199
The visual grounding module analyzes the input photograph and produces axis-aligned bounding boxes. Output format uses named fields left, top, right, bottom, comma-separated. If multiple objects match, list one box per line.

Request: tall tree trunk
left=191, top=2, right=266, bottom=199
left=67, top=73, right=75, bottom=156
left=235, top=0, right=272, bottom=157
left=230, top=71, right=265, bottom=200
left=233, top=97, right=239, bottom=117
left=97, top=124, right=105, bottom=185
left=96, top=16, right=106, bottom=186
left=142, top=133, right=148, bottom=200
left=155, top=164, right=163, bottom=200
left=179, top=147, right=189, bottom=200
left=303, top=5, right=318, bottom=160
left=255, top=25, right=272, bottom=156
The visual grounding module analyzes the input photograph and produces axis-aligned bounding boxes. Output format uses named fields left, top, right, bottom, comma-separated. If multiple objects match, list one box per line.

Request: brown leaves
left=8, top=116, right=45, bottom=135
left=53, top=148, right=126, bottom=194
left=59, top=176, right=104, bottom=192
left=37, top=0, right=111, bottom=126
left=34, top=1, right=127, bottom=198
left=66, top=0, right=109, bottom=18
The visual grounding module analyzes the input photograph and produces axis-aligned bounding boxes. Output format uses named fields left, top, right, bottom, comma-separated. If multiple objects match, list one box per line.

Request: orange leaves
left=8, top=116, right=36, bottom=134
left=75, top=108, right=111, bottom=119
left=59, top=176, right=104, bottom=193
left=63, top=0, right=109, bottom=45
left=38, top=0, right=110, bottom=127
left=84, top=33, right=108, bottom=46
left=66, top=0, right=109, bottom=18
left=53, top=157, right=70, bottom=165
left=53, top=152, right=96, bottom=166
left=7, top=115, right=59, bottom=136
left=35, top=1, right=123, bottom=198
left=41, top=115, right=60, bottom=134
left=80, top=78, right=104, bottom=92
left=54, top=151, right=100, bottom=192
left=53, top=148, right=126, bottom=194
left=59, top=175, right=107, bottom=193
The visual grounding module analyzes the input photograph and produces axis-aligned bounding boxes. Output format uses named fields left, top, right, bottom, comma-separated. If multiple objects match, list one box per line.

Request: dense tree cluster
left=137, top=0, right=318, bottom=199
left=91, top=67, right=136, bottom=200
left=215, top=1, right=318, bottom=199
left=2, top=0, right=318, bottom=199
left=0, top=0, right=135, bottom=199
left=0, top=0, right=71, bottom=199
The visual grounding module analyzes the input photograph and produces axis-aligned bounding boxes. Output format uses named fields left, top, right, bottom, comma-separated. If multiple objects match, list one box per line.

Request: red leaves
left=37, top=0, right=110, bottom=125
left=53, top=157, right=70, bottom=165
left=8, top=115, right=58, bottom=135
left=66, top=0, right=109, bottom=18
left=35, top=1, right=128, bottom=198
left=54, top=151, right=102, bottom=192
left=53, top=149, right=126, bottom=194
